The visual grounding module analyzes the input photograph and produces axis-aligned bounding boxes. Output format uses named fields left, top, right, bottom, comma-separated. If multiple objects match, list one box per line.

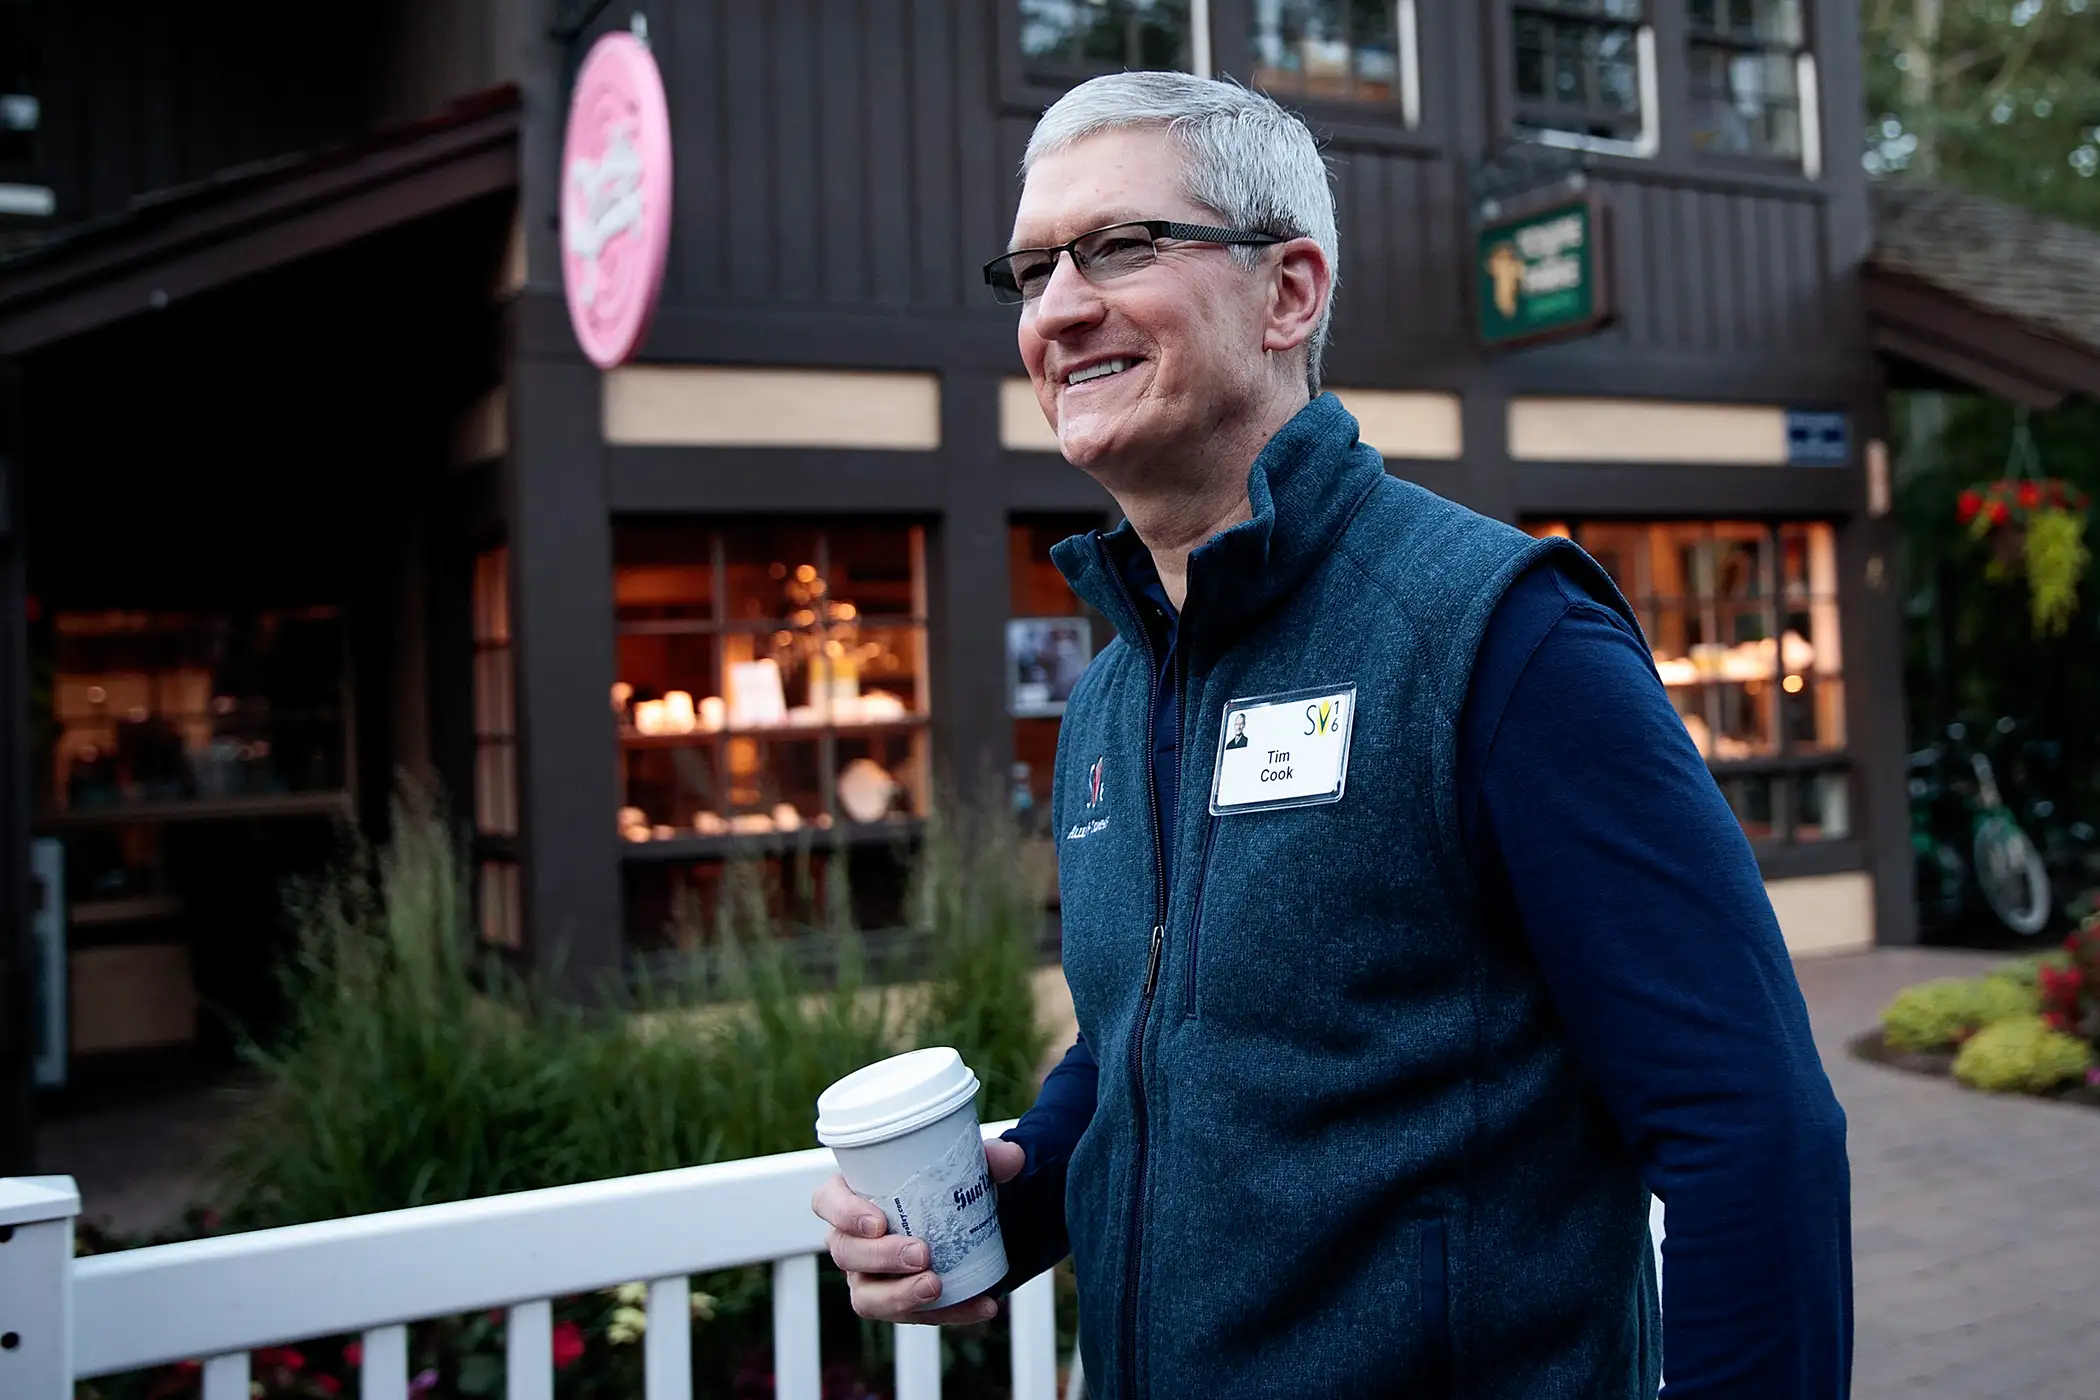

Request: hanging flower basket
left=1956, top=477, right=2092, bottom=636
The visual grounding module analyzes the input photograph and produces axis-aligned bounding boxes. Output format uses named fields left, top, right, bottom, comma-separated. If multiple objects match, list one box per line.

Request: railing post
left=1007, top=1273, right=1057, bottom=1400
left=0, top=1175, right=81, bottom=1400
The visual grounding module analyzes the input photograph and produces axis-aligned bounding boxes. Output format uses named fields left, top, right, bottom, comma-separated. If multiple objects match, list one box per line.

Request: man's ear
left=1262, top=237, right=1331, bottom=357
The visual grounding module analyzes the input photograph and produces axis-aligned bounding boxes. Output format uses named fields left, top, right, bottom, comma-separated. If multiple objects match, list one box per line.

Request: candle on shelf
left=662, top=691, right=696, bottom=734
left=634, top=699, right=667, bottom=735
left=699, top=695, right=726, bottom=731
left=611, top=681, right=634, bottom=714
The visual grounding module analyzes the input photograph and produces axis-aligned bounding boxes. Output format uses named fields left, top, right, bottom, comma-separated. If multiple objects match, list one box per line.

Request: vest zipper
left=1099, top=538, right=1170, bottom=1400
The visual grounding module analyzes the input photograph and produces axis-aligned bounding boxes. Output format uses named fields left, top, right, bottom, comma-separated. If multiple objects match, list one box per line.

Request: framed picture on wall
left=1007, top=616, right=1093, bottom=717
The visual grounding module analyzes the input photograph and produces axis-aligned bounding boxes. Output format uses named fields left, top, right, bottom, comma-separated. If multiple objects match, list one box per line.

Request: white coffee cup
left=816, top=1047, right=1009, bottom=1310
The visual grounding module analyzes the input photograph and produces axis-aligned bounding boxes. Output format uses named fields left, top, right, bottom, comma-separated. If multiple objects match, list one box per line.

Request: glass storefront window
left=1020, top=0, right=1194, bottom=76
left=612, top=520, right=931, bottom=848
left=1251, top=0, right=1405, bottom=106
left=1526, top=518, right=1849, bottom=846
left=1009, top=518, right=1104, bottom=816
left=40, top=607, right=348, bottom=816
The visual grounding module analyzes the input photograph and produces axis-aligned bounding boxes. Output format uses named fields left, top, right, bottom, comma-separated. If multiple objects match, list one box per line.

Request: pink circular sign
left=560, top=32, right=673, bottom=369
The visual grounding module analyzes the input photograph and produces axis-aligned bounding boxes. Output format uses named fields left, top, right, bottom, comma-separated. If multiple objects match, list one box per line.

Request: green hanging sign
left=1476, top=196, right=1613, bottom=349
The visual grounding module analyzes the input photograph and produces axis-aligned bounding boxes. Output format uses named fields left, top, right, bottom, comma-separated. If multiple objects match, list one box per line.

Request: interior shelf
left=619, top=817, right=925, bottom=864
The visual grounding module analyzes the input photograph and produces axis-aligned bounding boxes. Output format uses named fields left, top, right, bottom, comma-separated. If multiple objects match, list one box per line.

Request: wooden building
left=11, top=0, right=2033, bottom=1165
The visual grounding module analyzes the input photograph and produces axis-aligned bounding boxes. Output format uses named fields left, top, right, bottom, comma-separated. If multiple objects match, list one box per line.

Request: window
left=1250, top=0, right=1417, bottom=118
left=0, top=0, right=47, bottom=214
left=1009, top=518, right=1103, bottom=816
left=471, top=547, right=521, bottom=947
left=1528, top=520, right=1848, bottom=846
left=1020, top=0, right=1196, bottom=78
left=1511, top=0, right=1656, bottom=154
left=41, top=607, right=348, bottom=816
left=1687, top=0, right=1810, bottom=165
left=611, top=520, right=930, bottom=850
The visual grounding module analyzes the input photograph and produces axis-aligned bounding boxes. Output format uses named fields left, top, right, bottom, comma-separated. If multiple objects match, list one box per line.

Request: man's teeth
left=1069, top=358, right=1135, bottom=386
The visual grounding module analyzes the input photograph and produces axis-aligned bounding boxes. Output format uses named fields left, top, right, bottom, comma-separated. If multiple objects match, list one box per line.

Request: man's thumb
left=985, top=1137, right=1028, bottom=1183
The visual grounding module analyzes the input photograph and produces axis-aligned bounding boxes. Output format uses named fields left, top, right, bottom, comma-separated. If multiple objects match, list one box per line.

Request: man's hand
left=812, top=1137, right=1027, bottom=1324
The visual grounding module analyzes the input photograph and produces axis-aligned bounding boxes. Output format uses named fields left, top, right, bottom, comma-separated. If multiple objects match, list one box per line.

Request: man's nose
left=1029, top=253, right=1105, bottom=338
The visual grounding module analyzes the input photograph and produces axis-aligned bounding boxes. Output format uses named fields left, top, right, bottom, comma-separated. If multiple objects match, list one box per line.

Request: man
left=814, top=71, right=1851, bottom=1398
left=1223, top=711, right=1248, bottom=749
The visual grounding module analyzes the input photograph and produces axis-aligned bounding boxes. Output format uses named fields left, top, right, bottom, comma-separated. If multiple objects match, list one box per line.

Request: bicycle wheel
left=1973, top=815, right=2052, bottom=936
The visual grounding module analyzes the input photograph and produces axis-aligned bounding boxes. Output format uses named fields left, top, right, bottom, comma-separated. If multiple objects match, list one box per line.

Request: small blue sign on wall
left=1786, top=410, right=1850, bottom=466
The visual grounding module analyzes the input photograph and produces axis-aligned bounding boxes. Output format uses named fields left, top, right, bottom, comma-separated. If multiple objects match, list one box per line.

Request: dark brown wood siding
left=28, top=0, right=511, bottom=229
left=641, top=0, right=1859, bottom=384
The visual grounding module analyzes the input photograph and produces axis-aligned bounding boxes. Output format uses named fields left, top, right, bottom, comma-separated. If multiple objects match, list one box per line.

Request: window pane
left=1795, top=770, right=1851, bottom=842
left=1513, top=6, right=1643, bottom=138
left=1021, top=0, right=1192, bottom=73
left=1251, top=0, right=1403, bottom=106
left=1689, top=41, right=1801, bottom=157
left=1716, top=772, right=1778, bottom=842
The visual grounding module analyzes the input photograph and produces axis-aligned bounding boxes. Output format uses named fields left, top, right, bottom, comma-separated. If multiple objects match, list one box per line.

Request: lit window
left=1688, top=0, right=1812, bottom=165
left=1527, top=519, right=1848, bottom=846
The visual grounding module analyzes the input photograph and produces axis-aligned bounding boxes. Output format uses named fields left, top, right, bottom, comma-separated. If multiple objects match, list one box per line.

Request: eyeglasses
left=983, top=219, right=1285, bottom=305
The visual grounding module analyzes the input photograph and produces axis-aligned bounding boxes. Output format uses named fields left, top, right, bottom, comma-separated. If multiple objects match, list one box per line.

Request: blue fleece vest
left=1046, top=395, right=1662, bottom=1399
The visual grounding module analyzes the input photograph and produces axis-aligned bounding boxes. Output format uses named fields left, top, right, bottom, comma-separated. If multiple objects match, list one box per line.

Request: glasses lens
left=986, top=250, right=1060, bottom=304
left=1074, top=224, right=1158, bottom=282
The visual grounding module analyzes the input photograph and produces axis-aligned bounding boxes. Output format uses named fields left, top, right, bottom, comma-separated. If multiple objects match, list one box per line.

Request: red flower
left=257, top=1347, right=306, bottom=1372
left=1989, top=501, right=2010, bottom=526
left=317, top=1377, right=342, bottom=1396
left=175, top=1361, right=202, bottom=1375
left=552, top=1320, right=587, bottom=1371
left=1956, top=489, right=1982, bottom=524
left=2017, top=482, right=2042, bottom=511
left=343, top=1341, right=363, bottom=1368
left=2045, top=1010, right=2070, bottom=1032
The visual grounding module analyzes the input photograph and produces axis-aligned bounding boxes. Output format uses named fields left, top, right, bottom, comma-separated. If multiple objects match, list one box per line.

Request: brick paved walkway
left=1798, top=949, right=2100, bottom=1400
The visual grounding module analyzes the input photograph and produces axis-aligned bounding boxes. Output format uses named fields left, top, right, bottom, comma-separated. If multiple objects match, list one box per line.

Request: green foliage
left=1988, top=950, right=2073, bottom=986
left=2023, top=507, right=2093, bottom=635
left=215, top=789, right=1046, bottom=1224
left=1880, top=975, right=2040, bottom=1051
left=1951, top=1014, right=2096, bottom=1093
left=1862, top=0, right=2100, bottom=226
left=156, top=783, right=1050, bottom=1399
left=910, top=803, right=1053, bottom=1124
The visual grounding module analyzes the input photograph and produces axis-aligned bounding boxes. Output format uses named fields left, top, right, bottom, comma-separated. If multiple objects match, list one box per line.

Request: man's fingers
left=826, top=1226, right=932, bottom=1277
left=811, top=1174, right=886, bottom=1237
left=911, top=1295, right=1002, bottom=1327
left=984, top=1137, right=1027, bottom=1183
left=847, top=1271, right=1000, bottom=1325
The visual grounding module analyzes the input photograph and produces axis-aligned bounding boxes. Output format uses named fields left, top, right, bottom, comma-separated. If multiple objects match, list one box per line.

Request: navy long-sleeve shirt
left=1004, top=551, right=1852, bottom=1399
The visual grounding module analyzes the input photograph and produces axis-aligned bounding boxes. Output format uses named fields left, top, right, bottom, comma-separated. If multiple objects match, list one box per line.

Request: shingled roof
left=1866, top=183, right=2100, bottom=408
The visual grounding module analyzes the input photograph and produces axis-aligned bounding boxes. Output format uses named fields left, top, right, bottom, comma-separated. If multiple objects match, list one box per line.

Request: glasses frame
left=983, top=219, right=1286, bottom=305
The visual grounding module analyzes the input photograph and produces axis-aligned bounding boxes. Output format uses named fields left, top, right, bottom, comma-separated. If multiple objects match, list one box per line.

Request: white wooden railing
left=0, top=1121, right=1064, bottom=1400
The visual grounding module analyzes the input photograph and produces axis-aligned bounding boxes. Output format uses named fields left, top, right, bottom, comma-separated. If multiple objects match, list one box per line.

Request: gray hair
left=1023, top=71, right=1339, bottom=395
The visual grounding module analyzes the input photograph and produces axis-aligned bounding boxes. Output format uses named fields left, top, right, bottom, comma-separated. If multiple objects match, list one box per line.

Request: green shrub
left=1952, top=1015, right=2096, bottom=1093
left=1879, top=976, right=2039, bottom=1052
left=1986, top=951, right=2071, bottom=987
left=178, top=783, right=1051, bottom=1400
left=215, top=785, right=1047, bottom=1222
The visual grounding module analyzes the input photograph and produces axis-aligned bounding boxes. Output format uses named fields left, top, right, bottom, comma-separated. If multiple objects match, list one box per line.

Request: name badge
left=1209, top=683, right=1357, bottom=815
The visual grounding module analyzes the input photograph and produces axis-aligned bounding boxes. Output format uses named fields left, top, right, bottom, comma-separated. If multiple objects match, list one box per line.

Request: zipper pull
left=1142, top=924, right=1166, bottom=997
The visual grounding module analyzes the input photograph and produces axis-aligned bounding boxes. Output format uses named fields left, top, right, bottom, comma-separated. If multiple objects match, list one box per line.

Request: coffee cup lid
left=816, top=1047, right=981, bottom=1148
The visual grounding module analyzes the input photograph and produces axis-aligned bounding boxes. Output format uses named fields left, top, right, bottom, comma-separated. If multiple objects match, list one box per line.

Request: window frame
left=610, top=518, right=934, bottom=862
left=1684, top=0, right=1821, bottom=178
left=1506, top=0, right=1661, bottom=159
left=1528, top=517, right=1853, bottom=855
left=0, top=0, right=51, bottom=220
left=999, top=0, right=1211, bottom=114
left=1235, top=0, right=1425, bottom=132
